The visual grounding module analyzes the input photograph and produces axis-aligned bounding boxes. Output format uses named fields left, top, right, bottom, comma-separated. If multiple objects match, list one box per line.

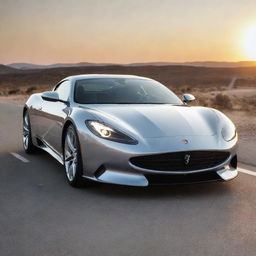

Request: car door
left=40, top=80, right=71, bottom=155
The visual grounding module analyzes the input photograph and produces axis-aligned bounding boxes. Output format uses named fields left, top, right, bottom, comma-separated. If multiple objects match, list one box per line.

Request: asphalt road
left=0, top=102, right=256, bottom=256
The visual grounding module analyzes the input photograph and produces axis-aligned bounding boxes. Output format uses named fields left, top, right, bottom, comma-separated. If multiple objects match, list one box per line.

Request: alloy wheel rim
left=64, top=129, right=78, bottom=181
left=23, top=114, right=30, bottom=150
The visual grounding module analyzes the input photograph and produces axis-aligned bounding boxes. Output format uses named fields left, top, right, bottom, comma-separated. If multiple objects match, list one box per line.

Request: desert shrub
left=238, top=96, right=256, bottom=112
left=185, top=86, right=192, bottom=92
left=26, top=86, right=37, bottom=94
left=197, top=97, right=208, bottom=107
left=180, top=85, right=192, bottom=93
left=8, top=88, right=20, bottom=95
left=213, top=93, right=232, bottom=110
left=246, top=96, right=256, bottom=106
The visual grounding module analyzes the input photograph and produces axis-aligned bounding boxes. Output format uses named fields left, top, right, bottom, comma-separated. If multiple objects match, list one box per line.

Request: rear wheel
left=64, top=125, right=86, bottom=187
left=23, top=111, right=38, bottom=154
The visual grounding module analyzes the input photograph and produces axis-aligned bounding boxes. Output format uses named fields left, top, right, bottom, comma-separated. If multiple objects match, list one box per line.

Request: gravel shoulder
left=225, top=111, right=256, bottom=166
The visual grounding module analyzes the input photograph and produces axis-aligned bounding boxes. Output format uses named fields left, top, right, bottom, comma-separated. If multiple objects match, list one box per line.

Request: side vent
left=95, top=165, right=106, bottom=178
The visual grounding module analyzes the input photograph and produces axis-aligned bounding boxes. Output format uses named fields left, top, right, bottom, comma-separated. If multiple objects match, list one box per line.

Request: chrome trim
left=37, top=138, right=64, bottom=165
left=23, top=113, right=30, bottom=150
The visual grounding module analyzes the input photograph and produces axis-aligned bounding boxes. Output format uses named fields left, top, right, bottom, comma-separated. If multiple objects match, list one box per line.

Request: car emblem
left=182, top=139, right=189, bottom=144
left=184, top=154, right=191, bottom=165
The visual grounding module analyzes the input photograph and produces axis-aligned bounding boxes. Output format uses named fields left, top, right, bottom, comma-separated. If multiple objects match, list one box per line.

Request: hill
left=0, top=65, right=256, bottom=92
left=0, top=64, right=19, bottom=74
left=7, top=62, right=115, bottom=70
left=7, top=61, right=256, bottom=70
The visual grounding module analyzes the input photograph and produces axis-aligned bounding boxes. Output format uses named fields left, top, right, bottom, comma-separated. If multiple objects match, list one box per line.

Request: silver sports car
left=23, top=74, right=238, bottom=187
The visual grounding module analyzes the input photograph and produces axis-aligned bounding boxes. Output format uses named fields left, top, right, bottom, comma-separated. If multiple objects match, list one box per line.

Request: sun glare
left=244, top=24, right=256, bottom=60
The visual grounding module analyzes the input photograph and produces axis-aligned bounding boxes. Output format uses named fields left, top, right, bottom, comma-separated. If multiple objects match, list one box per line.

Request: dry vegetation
left=0, top=64, right=256, bottom=112
left=1, top=64, right=256, bottom=93
left=192, top=91, right=256, bottom=112
left=1, top=64, right=256, bottom=110
left=0, top=65, right=256, bottom=111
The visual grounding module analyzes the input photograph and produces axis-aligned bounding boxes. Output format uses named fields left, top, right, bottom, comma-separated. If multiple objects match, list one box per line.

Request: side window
left=55, top=81, right=71, bottom=101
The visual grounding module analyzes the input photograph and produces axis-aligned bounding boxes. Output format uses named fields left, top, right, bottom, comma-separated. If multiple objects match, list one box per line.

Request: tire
left=63, top=125, right=86, bottom=187
left=23, top=111, right=38, bottom=154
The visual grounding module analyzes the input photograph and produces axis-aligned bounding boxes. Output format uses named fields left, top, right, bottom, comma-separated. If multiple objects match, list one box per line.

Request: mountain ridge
left=6, top=61, right=256, bottom=70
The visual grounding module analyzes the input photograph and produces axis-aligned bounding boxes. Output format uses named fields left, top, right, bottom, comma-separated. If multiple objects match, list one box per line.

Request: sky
left=1, top=0, right=256, bottom=64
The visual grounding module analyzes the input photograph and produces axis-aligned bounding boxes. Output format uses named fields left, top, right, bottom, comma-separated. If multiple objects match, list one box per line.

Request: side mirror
left=183, top=93, right=196, bottom=103
left=41, top=91, right=60, bottom=102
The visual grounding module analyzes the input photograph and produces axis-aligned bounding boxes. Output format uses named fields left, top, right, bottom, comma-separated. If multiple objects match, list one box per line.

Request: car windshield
left=74, top=78, right=183, bottom=105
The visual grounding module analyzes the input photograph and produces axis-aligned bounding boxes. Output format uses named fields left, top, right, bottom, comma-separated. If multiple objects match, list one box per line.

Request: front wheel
left=64, top=125, right=86, bottom=187
left=23, top=111, right=38, bottom=154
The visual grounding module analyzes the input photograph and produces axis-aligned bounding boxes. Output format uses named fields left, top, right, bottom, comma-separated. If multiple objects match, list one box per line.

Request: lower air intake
left=130, top=151, right=230, bottom=171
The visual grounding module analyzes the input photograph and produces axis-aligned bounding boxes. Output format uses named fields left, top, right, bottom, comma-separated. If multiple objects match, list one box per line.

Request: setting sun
left=244, top=24, right=256, bottom=60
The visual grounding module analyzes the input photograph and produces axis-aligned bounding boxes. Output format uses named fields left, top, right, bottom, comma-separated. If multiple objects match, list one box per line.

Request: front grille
left=130, top=151, right=230, bottom=172
left=145, top=172, right=221, bottom=185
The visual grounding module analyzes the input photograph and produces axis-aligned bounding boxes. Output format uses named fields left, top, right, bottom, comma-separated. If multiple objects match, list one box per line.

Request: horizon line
left=4, top=59, right=256, bottom=66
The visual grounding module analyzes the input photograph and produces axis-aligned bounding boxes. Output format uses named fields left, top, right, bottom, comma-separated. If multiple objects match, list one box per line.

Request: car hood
left=82, top=104, right=219, bottom=138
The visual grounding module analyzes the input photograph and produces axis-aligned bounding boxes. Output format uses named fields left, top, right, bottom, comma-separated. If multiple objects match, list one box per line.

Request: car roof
left=64, top=74, right=151, bottom=82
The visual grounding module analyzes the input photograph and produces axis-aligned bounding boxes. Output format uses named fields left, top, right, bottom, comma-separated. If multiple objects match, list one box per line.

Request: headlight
left=86, top=120, right=138, bottom=144
left=221, top=120, right=237, bottom=141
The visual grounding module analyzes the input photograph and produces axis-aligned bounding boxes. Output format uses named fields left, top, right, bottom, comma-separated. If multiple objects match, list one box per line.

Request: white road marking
left=238, top=167, right=256, bottom=177
left=0, top=101, right=23, bottom=108
left=10, top=152, right=30, bottom=163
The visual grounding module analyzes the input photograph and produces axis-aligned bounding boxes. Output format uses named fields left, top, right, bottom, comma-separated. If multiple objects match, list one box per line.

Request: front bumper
left=93, top=166, right=238, bottom=186
left=78, top=130, right=238, bottom=186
